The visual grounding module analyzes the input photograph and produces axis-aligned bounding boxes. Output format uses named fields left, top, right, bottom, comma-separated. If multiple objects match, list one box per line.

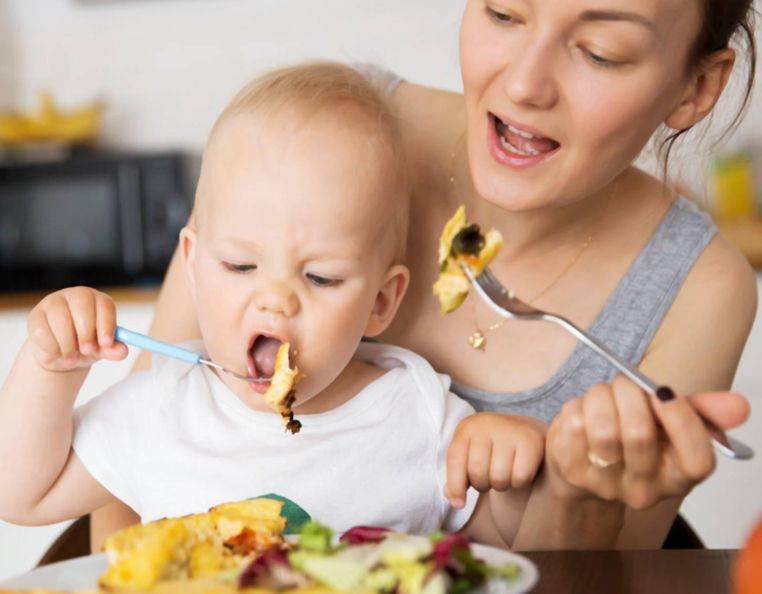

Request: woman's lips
left=487, top=113, right=560, bottom=169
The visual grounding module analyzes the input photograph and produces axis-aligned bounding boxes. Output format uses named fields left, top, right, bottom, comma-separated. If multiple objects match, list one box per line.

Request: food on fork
left=99, top=498, right=286, bottom=589
left=433, top=206, right=503, bottom=313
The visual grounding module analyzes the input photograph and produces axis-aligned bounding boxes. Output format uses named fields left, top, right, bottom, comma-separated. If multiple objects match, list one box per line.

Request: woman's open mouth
left=487, top=113, right=560, bottom=168
left=246, top=334, right=285, bottom=394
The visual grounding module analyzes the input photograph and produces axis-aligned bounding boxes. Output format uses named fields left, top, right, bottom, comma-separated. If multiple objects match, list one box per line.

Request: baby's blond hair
left=211, top=62, right=409, bottom=263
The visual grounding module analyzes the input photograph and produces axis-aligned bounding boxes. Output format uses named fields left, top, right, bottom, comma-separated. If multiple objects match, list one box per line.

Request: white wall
left=0, top=0, right=465, bottom=151
left=0, top=0, right=761, bottom=581
left=2, top=0, right=760, bottom=198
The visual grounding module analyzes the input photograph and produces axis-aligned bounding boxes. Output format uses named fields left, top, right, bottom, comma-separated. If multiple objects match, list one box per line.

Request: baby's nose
left=253, top=281, right=299, bottom=317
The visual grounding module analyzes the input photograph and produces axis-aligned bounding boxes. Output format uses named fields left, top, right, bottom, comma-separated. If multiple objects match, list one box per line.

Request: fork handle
left=542, top=313, right=754, bottom=461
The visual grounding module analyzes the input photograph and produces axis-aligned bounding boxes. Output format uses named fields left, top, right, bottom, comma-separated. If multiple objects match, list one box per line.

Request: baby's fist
left=27, top=287, right=128, bottom=372
left=445, top=413, right=546, bottom=508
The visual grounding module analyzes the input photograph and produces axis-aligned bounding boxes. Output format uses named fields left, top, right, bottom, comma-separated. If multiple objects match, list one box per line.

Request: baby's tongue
left=252, top=337, right=282, bottom=377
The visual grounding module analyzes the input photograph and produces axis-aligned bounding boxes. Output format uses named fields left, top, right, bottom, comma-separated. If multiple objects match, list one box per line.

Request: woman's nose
left=252, top=281, right=300, bottom=317
left=500, top=40, right=559, bottom=110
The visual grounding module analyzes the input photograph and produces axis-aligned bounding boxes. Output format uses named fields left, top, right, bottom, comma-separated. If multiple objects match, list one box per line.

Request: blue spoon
left=114, top=326, right=268, bottom=382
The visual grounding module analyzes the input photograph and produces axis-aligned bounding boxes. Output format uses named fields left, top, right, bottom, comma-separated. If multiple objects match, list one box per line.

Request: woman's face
left=460, top=0, right=703, bottom=211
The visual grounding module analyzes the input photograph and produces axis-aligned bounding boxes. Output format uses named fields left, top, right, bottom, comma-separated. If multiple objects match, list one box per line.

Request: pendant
left=468, top=330, right=486, bottom=351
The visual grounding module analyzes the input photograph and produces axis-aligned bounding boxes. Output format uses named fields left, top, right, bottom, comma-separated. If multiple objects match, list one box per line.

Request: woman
left=93, top=0, right=756, bottom=550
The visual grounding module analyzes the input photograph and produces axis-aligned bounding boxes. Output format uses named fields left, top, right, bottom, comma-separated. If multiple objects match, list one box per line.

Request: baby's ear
left=364, top=264, right=410, bottom=338
left=179, top=225, right=199, bottom=299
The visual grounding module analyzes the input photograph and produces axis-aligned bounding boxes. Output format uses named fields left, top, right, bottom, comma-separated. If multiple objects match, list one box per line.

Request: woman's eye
left=223, top=262, right=257, bottom=274
left=306, top=273, right=342, bottom=288
left=486, top=6, right=514, bottom=24
left=583, top=49, right=623, bottom=69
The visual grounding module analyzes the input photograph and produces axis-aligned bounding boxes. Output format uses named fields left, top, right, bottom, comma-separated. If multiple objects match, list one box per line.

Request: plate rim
left=0, top=544, right=538, bottom=593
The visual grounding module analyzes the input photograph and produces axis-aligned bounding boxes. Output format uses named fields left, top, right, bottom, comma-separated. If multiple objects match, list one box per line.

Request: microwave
left=0, top=150, right=192, bottom=292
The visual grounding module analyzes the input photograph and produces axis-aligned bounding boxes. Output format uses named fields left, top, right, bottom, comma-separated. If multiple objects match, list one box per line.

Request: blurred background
left=0, top=0, right=760, bottom=580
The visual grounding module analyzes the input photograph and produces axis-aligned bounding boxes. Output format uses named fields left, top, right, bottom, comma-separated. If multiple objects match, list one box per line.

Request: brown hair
left=659, top=1, right=757, bottom=176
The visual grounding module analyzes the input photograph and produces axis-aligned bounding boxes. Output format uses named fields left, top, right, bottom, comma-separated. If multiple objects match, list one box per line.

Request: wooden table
left=523, top=550, right=737, bottom=594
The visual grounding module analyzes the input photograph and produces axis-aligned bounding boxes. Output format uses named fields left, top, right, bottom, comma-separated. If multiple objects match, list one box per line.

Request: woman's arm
left=613, top=233, right=757, bottom=547
left=513, top=234, right=756, bottom=550
left=90, top=242, right=202, bottom=551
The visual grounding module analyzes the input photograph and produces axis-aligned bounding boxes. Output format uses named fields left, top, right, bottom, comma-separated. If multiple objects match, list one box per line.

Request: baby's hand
left=27, top=287, right=128, bottom=372
left=445, top=412, right=546, bottom=509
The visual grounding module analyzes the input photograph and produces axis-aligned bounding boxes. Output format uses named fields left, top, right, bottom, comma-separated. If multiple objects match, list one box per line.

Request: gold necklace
left=448, top=132, right=602, bottom=351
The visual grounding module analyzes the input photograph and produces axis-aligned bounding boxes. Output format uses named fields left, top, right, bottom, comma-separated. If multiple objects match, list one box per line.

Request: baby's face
left=183, top=109, right=404, bottom=411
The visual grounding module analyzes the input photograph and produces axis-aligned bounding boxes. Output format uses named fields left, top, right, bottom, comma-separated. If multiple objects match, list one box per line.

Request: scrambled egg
left=99, top=498, right=286, bottom=590
left=433, top=206, right=503, bottom=314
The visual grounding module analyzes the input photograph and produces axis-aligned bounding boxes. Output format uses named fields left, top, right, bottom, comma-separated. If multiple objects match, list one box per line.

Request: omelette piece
left=433, top=205, right=503, bottom=313
left=99, top=498, right=286, bottom=590
left=262, top=343, right=301, bottom=434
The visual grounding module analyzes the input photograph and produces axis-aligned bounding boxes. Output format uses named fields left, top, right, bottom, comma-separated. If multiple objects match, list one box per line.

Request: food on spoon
left=99, top=498, right=286, bottom=590
left=263, top=343, right=301, bottom=434
left=249, top=338, right=301, bottom=434
left=433, top=205, right=503, bottom=313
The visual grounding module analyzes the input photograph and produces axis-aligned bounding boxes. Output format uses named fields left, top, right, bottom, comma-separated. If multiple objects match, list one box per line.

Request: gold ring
left=587, top=451, right=620, bottom=469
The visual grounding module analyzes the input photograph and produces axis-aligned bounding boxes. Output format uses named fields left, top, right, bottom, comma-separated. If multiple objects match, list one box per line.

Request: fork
left=462, top=266, right=754, bottom=461
left=114, top=326, right=270, bottom=382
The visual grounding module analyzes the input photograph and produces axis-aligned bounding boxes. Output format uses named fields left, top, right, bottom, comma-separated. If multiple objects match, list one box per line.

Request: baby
left=0, top=63, right=544, bottom=545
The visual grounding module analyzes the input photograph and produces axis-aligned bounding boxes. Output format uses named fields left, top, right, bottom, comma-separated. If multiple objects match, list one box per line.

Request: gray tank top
left=452, top=197, right=716, bottom=422
left=353, top=63, right=718, bottom=423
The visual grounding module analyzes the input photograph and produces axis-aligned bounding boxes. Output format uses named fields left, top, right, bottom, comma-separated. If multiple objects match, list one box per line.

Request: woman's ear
left=364, top=264, right=411, bottom=338
left=179, top=225, right=199, bottom=299
left=666, top=48, right=735, bottom=131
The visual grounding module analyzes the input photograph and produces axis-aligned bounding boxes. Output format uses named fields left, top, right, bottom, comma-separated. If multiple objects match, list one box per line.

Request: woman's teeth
left=500, top=135, right=540, bottom=156
left=507, top=123, right=536, bottom=140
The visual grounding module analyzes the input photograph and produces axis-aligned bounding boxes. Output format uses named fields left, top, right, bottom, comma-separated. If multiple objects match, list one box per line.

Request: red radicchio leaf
left=238, top=549, right=289, bottom=588
left=339, top=526, right=391, bottom=545
left=432, top=533, right=471, bottom=571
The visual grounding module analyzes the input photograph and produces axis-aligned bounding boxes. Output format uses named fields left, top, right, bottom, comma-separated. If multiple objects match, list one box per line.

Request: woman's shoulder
left=639, top=185, right=757, bottom=392
left=391, top=80, right=465, bottom=189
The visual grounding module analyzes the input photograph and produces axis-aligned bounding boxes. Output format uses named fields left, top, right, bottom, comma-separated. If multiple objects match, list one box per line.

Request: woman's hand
left=27, top=286, right=128, bottom=373
left=545, top=375, right=750, bottom=508
left=445, top=412, right=546, bottom=508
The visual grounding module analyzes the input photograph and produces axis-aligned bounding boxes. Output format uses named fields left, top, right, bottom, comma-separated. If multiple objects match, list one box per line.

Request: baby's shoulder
left=356, top=342, right=473, bottom=427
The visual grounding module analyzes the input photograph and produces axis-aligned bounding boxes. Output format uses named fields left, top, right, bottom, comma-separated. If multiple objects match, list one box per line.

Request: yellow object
left=263, top=343, right=301, bottom=433
left=710, top=152, right=757, bottom=220
left=100, top=498, right=286, bottom=590
left=0, top=92, right=103, bottom=145
left=433, top=206, right=504, bottom=313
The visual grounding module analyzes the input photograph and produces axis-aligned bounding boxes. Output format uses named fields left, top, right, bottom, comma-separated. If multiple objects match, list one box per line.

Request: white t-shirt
left=73, top=342, right=478, bottom=534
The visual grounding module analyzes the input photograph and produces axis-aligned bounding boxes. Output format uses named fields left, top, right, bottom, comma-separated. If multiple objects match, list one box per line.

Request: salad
left=237, top=523, right=522, bottom=594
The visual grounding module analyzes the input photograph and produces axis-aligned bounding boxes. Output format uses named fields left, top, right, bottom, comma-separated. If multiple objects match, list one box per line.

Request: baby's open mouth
left=247, top=335, right=284, bottom=383
left=490, top=113, right=560, bottom=157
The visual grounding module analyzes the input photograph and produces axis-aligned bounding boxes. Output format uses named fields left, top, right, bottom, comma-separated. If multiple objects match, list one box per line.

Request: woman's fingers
left=551, top=399, right=592, bottom=488
left=582, top=383, right=623, bottom=468
left=649, top=388, right=715, bottom=484
left=687, top=391, right=751, bottom=430
left=612, top=376, right=659, bottom=479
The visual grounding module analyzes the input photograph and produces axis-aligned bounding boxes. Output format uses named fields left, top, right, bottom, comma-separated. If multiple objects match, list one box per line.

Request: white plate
left=0, top=545, right=538, bottom=593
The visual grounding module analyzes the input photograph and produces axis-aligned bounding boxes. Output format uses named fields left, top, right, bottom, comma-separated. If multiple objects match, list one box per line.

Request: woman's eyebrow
left=578, top=9, right=657, bottom=34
